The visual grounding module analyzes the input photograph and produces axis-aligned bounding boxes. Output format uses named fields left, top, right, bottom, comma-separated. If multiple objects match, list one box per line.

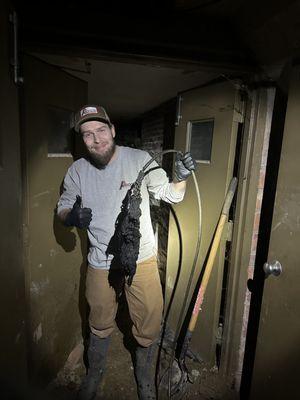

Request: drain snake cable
left=141, top=152, right=238, bottom=399
left=138, top=149, right=202, bottom=399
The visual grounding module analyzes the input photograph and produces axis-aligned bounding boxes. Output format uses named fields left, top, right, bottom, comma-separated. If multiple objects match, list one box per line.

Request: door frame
left=239, top=82, right=289, bottom=397
left=162, top=80, right=280, bottom=386
left=219, top=84, right=280, bottom=384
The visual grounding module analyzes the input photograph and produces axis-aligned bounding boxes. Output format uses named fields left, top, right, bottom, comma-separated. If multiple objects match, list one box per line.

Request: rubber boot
left=77, top=333, right=110, bottom=400
left=134, top=343, right=157, bottom=400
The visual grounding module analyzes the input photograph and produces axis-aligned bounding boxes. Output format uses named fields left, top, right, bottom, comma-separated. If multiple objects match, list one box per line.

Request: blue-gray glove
left=64, top=195, right=92, bottom=229
left=174, top=152, right=196, bottom=182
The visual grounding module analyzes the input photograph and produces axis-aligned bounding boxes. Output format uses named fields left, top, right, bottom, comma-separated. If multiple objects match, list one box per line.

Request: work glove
left=174, top=151, right=196, bottom=182
left=64, top=195, right=92, bottom=229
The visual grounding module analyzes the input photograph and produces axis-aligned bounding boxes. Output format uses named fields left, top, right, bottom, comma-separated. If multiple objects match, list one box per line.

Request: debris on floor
left=47, top=327, right=238, bottom=400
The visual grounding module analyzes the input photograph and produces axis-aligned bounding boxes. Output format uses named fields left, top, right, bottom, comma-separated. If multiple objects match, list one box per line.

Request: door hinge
left=225, top=220, right=234, bottom=242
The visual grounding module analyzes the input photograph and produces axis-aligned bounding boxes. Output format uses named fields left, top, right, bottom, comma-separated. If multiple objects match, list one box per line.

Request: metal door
left=249, top=67, right=300, bottom=399
left=165, top=81, right=242, bottom=363
left=22, top=55, right=87, bottom=382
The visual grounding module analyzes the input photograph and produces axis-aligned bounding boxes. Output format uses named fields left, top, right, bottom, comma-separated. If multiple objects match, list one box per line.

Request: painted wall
left=21, top=55, right=88, bottom=386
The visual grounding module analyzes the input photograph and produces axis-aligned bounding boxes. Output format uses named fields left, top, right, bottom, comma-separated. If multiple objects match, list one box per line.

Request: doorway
left=19, top=49, right=257, bottom=399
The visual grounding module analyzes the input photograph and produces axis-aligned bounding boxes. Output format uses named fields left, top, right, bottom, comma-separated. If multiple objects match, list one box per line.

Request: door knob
left=263, top=260, right=282, bottom=277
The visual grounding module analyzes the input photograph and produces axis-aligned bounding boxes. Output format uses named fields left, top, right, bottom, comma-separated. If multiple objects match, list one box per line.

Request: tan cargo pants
left=85, top=256, right=163, bottom=347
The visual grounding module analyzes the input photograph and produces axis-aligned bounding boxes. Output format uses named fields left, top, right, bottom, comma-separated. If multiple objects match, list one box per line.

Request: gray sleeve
left=57, top=165, right=81, bottom=214
left=143, top=153, right=185, bottom=204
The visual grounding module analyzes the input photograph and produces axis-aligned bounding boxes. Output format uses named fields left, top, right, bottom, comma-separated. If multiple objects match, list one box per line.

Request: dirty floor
left=46, top=326, right=238, bottom=400
left=15, top=299, right=238, bottom=400
left=48, top=330, right=238, bottom=400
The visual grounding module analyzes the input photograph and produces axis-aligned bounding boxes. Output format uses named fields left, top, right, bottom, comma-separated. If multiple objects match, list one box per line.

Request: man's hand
left=64, top=195, right=92, bottom=229
left=174, top=152, right=196, bottom=182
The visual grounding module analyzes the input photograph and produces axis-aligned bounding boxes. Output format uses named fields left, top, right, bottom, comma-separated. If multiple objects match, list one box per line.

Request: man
left=57, top=105, right=196, bottom=400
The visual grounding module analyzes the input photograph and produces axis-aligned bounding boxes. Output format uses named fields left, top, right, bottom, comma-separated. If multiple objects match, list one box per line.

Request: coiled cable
left=140, top=149, right=202, bottom=399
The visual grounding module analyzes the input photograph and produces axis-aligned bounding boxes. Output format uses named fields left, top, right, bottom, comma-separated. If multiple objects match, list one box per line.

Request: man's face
left=80, top=120, right=116, bottom=167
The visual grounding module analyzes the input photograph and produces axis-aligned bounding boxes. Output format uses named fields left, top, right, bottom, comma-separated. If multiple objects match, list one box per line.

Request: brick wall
left=140, top=100, right=176, bottom=286
left=141, top=114, right=164, bottom=156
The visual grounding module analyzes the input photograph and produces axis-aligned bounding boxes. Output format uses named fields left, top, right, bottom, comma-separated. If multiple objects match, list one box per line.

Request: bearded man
left=57, top=105, right=195, bottom=400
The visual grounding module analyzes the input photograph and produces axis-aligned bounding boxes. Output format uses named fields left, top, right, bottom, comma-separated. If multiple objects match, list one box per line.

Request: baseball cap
left=73, top=105, right=111, bottom=132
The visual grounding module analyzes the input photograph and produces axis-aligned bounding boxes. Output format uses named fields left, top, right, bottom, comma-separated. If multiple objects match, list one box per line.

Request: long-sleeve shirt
left=57, top=145, right=185, bottom=269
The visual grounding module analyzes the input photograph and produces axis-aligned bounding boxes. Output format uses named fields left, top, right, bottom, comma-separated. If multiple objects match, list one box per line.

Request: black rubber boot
left=77, top=333, right=110, bottom=400
left=134, top=343, right=157, bottom=400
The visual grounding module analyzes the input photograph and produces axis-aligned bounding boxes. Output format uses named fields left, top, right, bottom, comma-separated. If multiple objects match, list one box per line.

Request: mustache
left=89, top=141, right=109, bottom=149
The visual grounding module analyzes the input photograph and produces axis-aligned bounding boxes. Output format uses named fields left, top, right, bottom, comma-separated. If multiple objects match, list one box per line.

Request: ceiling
left=17, top=0, right=300, bottom=122
left=31, top=53, right=236, bottom=123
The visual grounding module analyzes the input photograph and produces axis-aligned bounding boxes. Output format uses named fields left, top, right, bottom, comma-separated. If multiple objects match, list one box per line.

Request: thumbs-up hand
left=64, top=195, right=92, bottom=229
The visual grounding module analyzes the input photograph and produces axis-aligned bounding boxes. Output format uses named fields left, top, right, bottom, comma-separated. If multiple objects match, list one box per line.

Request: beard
left=87, top=140, right=116, bottom=169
